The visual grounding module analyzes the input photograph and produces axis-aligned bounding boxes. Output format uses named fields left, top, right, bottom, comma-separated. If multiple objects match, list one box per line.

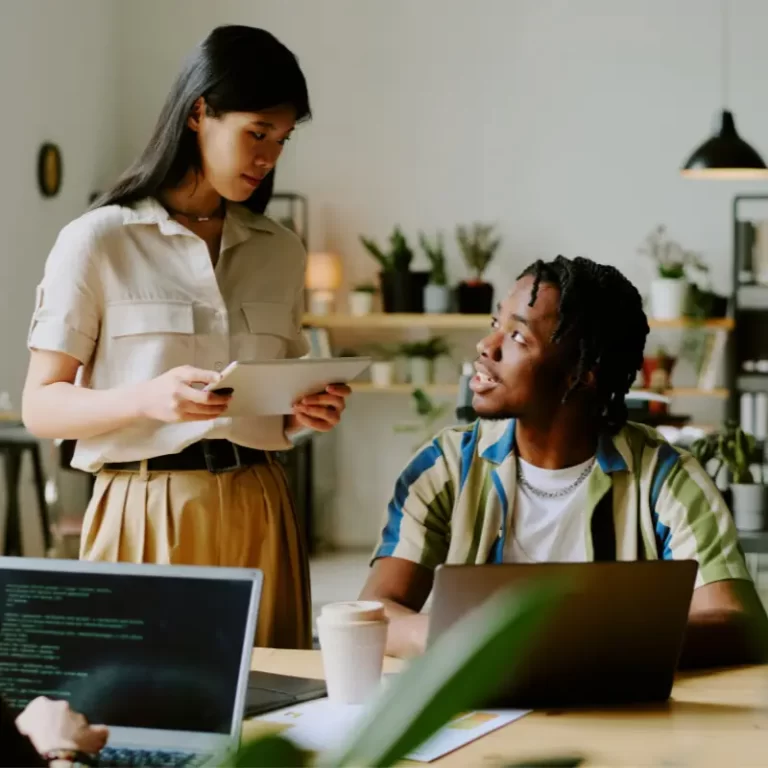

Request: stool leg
left=30, top=445, right=52, bottom=552
left=2, top=448, right=23, bottom=556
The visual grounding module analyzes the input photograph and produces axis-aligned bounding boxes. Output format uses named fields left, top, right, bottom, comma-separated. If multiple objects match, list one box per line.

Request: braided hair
left=520, top=255, right=650, bottom=433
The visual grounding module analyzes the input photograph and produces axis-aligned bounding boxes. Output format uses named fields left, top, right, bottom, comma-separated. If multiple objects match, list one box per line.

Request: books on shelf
left=696, top=330, right=727, bottom=391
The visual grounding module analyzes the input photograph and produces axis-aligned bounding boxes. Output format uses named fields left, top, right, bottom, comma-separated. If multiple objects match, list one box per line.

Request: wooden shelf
left=352, top=383, right=730, bottom=398
left=352, top=383, right=460, bottom=395
left=304, top=313, right=735, bottom=331
left=304, top=313, right=489, bottom=329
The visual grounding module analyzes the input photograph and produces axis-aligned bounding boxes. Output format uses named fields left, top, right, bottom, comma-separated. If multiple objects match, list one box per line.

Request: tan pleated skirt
left=79, top=461, right=311, bottom=650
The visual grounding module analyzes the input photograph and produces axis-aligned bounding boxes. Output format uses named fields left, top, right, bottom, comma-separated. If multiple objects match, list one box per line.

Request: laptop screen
left=0, top=566, right=254, bottom=734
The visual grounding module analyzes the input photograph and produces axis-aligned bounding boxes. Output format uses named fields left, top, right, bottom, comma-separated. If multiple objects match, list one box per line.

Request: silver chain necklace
left=516, top=458, right=595, bottom=499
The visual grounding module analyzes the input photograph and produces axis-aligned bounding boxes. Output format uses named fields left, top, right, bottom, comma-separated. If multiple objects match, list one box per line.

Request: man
left=361, top=255, right=768, bottom=667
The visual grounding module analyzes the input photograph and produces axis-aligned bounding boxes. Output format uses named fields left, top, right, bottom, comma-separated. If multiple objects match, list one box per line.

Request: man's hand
left=16, top=697, right=108, bottom=756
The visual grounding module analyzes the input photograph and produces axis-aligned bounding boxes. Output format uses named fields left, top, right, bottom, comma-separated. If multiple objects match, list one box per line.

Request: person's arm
left=681, top=578, right=768, bottom=669
left=23, top=217, right=227, bottom=439
left=360, top=557, right=433, bottom=658
left=359, top=435, right=456, bottom=657
left=22, top=351, right=228, bottom=440
left=655, top=450, right=768, bottom=668
left=0, top=695, right=45, bottom=767
left=15, top=696, right=108, bottom=765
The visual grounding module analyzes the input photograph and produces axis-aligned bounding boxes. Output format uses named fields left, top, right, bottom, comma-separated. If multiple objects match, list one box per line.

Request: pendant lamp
left=681, top=0, right=768, bottom=179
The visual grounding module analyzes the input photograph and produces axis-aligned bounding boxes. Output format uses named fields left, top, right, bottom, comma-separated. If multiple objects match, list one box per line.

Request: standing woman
left=22, top=26, right=349, bottom=649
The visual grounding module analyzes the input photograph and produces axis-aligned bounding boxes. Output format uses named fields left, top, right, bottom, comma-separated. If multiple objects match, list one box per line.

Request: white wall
left=112, top=0, right=768, bottom=547
left=0, top=0, right=120, bottom=552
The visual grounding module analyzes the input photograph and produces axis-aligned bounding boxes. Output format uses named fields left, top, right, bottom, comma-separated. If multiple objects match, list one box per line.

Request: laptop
left=0, top=557, right=262, bottom=767
left=246, top=671, right=326, bottom=717
left=428, top=560, right=697, bottom=708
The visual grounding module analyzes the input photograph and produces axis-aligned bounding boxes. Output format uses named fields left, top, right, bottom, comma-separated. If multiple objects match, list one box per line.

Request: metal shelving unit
left=729, top=194, right=768, bottom=422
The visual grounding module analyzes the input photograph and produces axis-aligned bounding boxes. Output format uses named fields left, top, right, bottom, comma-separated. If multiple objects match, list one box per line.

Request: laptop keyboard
left=97, top=748, right=206, bottom=767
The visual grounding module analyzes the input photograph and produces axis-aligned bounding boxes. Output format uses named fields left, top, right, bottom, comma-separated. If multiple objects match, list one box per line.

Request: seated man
left=361, top=255, right=768, bottom=667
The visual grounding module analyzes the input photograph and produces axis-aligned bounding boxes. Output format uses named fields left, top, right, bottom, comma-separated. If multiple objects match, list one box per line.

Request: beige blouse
left=27, top=197, right=308, bottom=472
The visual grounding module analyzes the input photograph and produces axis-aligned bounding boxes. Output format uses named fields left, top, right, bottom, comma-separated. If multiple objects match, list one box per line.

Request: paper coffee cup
left=316, top=600, right=389, bottom=705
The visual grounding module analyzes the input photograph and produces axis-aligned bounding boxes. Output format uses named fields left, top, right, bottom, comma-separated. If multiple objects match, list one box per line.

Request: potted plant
left=360, top=227, right=429, bottom=313
left=639, top=225, right=707, bottom=321
left=367, top=344, right=398, bottom=388
left=691, top=421, right=766, bottom=532
left=419, top=231, right=451, bottom=314
left=400, top=337, right=450, bottom=386
left=226, top=582, right=560, bottom=767
left=641, top=346, right=676, bottom=414
left=456, top=223, right=500, bottom=314
left=394, top=389, right=451, bottom=450
left=349, top=283, right=377, bottom=316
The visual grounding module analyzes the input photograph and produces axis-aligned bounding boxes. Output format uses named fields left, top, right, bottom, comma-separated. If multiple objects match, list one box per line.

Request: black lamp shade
left=681, top=110, right=768, bottom=178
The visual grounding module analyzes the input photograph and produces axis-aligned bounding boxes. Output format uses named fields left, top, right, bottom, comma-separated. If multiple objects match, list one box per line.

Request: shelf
left=303, top=313, right=734, bottom=331
left=304, top=313, right=489, bottom=329
left=352, top=383, right=460, bottom=395
left=737, top=286, right=768, bottom=310
left=646, top=317, right=734, bottom=330
left=351, top=383, right=729, bottom=398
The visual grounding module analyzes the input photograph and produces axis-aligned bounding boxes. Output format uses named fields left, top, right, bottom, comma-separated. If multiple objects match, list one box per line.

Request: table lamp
left=306, top=251, right=341, bottom=315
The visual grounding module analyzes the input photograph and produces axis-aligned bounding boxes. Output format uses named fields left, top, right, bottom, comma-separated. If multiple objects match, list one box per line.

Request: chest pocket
left=235, top=301, right=294, bottom=361
left=105, top=300, right=194, bottom=385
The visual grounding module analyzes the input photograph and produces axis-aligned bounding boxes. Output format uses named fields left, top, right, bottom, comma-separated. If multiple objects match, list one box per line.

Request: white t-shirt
left=503, top=456, right=596, bottom=564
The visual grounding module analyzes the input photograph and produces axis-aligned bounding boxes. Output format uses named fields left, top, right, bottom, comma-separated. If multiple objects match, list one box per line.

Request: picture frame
left=37, top=142, right=62, bottom=198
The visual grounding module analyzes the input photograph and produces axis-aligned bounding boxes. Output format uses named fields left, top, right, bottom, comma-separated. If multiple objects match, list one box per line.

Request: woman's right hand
left=135, top=366, right=231, bottom=423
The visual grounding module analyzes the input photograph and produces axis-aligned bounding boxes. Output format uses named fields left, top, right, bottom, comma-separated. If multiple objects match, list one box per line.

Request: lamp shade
left=681, top=110, right=768, bottom=179
left=306, top=251, right=342, bottom=291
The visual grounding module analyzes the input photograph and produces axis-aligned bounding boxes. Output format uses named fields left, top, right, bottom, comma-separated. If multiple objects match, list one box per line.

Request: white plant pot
left=730, top=484, right=767, bottom=532
left=349, top=291, right=374, bottom=316
left=408, top=357, right=434, bottom=386
left=650, top=278, right=689, bottom=320
left=424, top=284, right=451, bottom=314
left=370, top=361, right=394, bottom=388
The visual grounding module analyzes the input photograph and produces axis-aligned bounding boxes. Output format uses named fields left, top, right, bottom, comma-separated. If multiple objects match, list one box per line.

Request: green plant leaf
left=359, top=235, right=390, bottom=270
left=456, top=223, right=500, bottom=280
left=693, top=422, right=758, bottom=485
left=224, top=733, right=310, bottom=767
left=399, top=337, right=450, bottom=360
left=319, top=583, right=561, bottom=768
left=419, top=231, right=447, bottom=285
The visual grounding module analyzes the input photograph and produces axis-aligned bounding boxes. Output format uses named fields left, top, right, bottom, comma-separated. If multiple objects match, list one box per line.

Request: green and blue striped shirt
left=374, top=419, right=751, bottom=588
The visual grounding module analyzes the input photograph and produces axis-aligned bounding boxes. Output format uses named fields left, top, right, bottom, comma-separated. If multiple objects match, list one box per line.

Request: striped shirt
left=374, top=419, right=751, bottom=588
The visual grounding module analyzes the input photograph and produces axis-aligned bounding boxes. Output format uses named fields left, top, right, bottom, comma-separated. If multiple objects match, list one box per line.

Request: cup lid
left=320, top=600, right=386, bottom=623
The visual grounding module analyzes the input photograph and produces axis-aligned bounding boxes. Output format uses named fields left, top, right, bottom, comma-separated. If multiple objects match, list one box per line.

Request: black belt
left=104, top=440, right=270, bottom=474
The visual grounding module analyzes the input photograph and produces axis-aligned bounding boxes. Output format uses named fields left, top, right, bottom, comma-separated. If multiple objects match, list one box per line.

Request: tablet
left=205, top=357, right=372, bottom=417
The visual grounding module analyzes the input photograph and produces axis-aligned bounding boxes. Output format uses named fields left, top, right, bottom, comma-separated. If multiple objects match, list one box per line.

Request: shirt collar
left=122, top=197, right=278, bottom=237
left=478, top=418, right=629, bottom=474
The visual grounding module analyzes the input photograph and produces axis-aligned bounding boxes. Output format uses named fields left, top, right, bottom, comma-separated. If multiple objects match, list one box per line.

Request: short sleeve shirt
left=27, top=197, right=308, bottom=471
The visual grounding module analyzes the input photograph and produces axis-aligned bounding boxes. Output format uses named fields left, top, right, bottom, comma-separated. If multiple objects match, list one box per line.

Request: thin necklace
left=516, top=458, right=595, bottom=500
left=164, top=200, right=225, bottom=223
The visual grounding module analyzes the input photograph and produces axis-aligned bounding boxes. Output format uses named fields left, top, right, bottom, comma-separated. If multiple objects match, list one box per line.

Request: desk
left=249, top=649, right=768, bottom=767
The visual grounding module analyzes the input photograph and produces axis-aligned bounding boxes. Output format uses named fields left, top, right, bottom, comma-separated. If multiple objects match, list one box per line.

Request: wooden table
left=249, top=649, right=768, bottom=767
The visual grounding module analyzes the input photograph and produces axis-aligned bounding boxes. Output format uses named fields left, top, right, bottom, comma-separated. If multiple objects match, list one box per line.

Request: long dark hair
left=94, top=25, right=310, bottom=214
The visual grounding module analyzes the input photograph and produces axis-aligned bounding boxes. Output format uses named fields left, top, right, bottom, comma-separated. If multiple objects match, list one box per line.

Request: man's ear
left=566, top=367, right=597, bottom=392
left=187, top=97, right=205, bottom=132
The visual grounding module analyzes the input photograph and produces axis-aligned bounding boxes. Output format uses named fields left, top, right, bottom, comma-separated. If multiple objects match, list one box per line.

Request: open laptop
left=0, top=557, right=262, bottom=767
left=428, top=560, right=697, bottom=708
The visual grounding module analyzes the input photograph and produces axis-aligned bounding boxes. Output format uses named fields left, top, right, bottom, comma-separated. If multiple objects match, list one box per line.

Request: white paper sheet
left=253, top=697, right=529, bottom=762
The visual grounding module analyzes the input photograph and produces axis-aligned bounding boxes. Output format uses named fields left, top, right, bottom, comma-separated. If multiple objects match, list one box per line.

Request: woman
left=22, top=26, right=349, bottom=649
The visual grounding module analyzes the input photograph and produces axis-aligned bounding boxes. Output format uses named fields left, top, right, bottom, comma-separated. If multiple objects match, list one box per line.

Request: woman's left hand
left=287, top=383, right=351, bottom=433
